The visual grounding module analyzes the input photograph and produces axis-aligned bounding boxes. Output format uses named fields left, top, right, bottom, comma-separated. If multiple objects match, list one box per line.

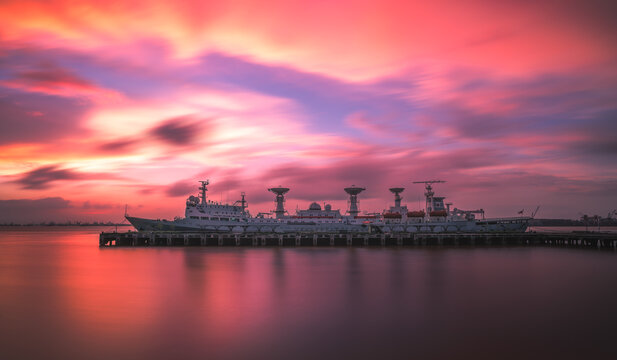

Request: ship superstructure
left=126, top=179, right=530, bottom=233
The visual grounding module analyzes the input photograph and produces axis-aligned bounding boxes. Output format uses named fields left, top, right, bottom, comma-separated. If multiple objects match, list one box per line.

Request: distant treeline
left=0, top=222, right=132, bottom=226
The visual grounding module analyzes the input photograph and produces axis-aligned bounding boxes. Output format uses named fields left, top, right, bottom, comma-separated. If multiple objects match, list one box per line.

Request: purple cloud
left=0, top=197, right=72, bottom=223
left=165, top=180, right=196, bottom=197
left=16, top=165, right=81, bottom=189
left=150, top=115, right=210, bottom=146
left=9, top=61, right=95, bottom=90
left=0, top=90, right=90, bottom=145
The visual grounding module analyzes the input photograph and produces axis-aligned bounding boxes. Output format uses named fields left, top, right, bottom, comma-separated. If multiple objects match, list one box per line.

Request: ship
left=126, top=180, right=531, bottom=233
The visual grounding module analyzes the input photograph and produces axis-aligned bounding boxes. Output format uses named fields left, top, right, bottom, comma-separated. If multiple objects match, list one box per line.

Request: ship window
left=190, top=216, right=199, bottom=219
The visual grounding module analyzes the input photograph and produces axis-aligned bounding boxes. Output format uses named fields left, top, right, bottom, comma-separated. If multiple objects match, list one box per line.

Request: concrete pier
left=99, top=231, right=617, bottom=249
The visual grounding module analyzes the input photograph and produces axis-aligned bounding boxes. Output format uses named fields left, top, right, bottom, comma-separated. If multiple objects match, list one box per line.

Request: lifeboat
left=430, top=210, right=448, bottom=217
left=407, top=211, right=425, bottom=217
left=383, top=212, right=402, bottom=219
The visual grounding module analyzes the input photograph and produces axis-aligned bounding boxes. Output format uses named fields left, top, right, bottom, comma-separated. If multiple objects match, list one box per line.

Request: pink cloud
left=1, top=1, right=615, bottom=81
left=1, top=61, right=121, bottom=100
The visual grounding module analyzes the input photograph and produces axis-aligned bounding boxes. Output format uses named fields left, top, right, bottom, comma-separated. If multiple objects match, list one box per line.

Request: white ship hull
left=126, top=216, right=529, bottom=233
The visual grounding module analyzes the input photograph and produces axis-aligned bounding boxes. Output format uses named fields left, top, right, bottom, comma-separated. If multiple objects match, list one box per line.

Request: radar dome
left=309, top=202, right=321, bottom=211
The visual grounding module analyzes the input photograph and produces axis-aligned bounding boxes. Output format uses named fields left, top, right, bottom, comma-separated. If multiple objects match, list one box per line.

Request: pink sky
left=1, top=0, right=616, bottom=222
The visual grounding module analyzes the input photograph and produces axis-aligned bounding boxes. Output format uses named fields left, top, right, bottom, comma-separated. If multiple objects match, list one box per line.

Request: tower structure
left=412, top=180, right=446, bottom=214
left=199, top=180, right=209, bottom=205
left=268, top=186, right=290, bottom=218
left=389, top=188, right=405, bottom=208
left=234, top=192, right=248, bottom=214
left=344, top=185, right=365, bottom=216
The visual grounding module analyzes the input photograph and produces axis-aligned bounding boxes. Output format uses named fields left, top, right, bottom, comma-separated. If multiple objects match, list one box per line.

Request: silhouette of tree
left=581, top=214, right=589, bottom=231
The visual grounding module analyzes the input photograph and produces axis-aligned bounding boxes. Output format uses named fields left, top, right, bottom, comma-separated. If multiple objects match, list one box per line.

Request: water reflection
left=1, top=228, right=617, bottom=359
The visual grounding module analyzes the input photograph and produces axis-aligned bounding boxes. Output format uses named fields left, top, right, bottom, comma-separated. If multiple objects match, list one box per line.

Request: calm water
left=1, top=227, right=617, bottom=360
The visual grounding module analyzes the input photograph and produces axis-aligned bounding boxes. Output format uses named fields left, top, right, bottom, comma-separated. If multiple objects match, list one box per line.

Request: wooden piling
left=99, top=231, right=617, bottom=249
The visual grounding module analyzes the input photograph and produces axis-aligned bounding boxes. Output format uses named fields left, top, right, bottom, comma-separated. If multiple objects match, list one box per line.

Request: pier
left=100, top=231, right=617, bottom=249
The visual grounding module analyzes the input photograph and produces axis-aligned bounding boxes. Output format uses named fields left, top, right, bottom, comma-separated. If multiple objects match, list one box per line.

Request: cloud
left=0, top=197, right=124, bottom=223
left=12, top=164, right=120, bottom=190
left=2, top=0, right=616, bottom=82
left=150, top=115, right=208, bottom=146
left=165, top=180, right=196, bottom=197
left=95, top=114, right=215, bottom=153
left=12, top=62, right=93, bottom=89
left=0, top=90, right=90, bottom=145
left=15, top=165, right=81, bottom=189
left=98, top=138, right=138, bottom=153
left=0, top=197, right=71, bottom=223
left=1, top=58, right=120, bottom=99
left=345, top=112, right=396, bottom=137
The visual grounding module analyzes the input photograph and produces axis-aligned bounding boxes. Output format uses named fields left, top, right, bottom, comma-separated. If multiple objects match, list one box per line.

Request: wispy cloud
left=150, top=115, right=211, bottom=147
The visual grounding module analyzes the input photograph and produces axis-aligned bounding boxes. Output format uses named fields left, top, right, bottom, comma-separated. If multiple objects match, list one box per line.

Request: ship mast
left=412, top=180, right=446, bottom=214
left=240, top=192, right=247, bottom=213
left=199, top=180, right=209, bottom=205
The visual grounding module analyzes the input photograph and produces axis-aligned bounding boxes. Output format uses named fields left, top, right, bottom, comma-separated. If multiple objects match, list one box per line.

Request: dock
left=99, top=231, right=617, bottom=249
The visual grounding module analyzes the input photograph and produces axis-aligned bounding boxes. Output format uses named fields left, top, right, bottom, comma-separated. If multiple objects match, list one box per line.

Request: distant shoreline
left=0, top=223, right=132, bottom=227
left=2, top=218, right=615, bottom=227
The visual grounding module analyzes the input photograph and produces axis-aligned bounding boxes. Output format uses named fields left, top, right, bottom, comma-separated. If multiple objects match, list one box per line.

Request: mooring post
left=397, top=235, right=403, bottom=246
left=218, top=234, right=224, bottom=246
left=295, top=235, right=301, bottom=246
left=184, top=234, right=189, bottom=246
left=330, top=234, right=335, bottom=246
left=149, top=233, right=156, bottom=246
left=380, top=234, right=386, bottom=246
left=278, top=235, right=283, bottom=246
left=260, top=236, right=266, bottom=246
left=363, top=235, right=368, bottom=246
left=166, top=234, right=172, bottom=246
left=346, top=234, right=352, bottom=246
left=313, top=234, right=318, bottom=246
left=235, top=234, right=240, bottom=246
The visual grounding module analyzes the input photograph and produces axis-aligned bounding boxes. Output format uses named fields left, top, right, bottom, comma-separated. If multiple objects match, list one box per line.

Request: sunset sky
left=1, top=0, right=616, bottom=223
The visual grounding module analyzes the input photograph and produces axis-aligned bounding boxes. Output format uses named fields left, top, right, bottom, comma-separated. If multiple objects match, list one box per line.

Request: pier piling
left=99, top=231, right=617, bottom=249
